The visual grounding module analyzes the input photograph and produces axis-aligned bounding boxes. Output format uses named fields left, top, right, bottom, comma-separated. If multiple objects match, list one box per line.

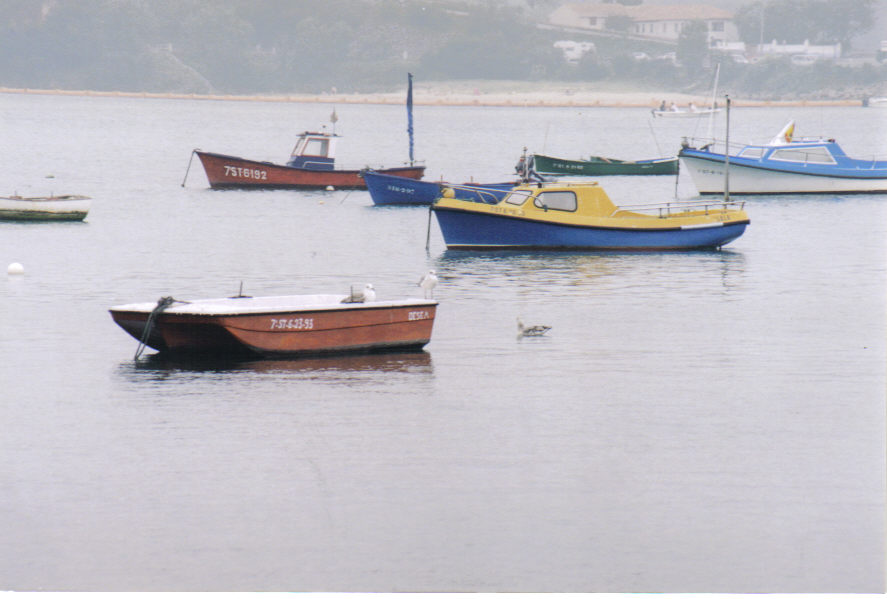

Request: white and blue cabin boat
left=678, top=121, right=887, bottom=194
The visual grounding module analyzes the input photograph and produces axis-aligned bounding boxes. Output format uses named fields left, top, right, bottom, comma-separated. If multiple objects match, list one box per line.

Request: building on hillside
left=549, top=2, right=630, bottom=31
left=757, top=40, right=842, bottom=64
left=548, top=3, right=739, bottom=48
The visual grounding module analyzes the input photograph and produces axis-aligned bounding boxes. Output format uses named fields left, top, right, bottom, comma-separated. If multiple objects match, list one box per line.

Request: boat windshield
left=769, top=146, right=836, bottom=164
left=504, top=191, right=531, bottom=205
left=534, top=191, right=577, bottom=212
left=738, top=147, right=765, bottom=159
left=300, top=138, right=330, bottom=157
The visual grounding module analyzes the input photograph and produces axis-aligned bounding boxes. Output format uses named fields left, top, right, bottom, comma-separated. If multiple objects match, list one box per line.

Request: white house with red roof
left=549, top=3, right=739, bottom=48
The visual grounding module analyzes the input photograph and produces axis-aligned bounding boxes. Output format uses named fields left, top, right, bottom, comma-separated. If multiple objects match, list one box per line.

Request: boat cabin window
left=738, top=147, right=765, bottom=159
left=534, top=191, right=577, bottom=212
left=301, top=138, right=330, bottom=157
left=769, top=146, right=836, bottom=164
left=504, top=191, right=531, bottom=205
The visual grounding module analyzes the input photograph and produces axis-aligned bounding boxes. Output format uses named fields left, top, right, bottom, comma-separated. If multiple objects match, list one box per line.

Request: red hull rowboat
left=110, top=293, right=438, bottom=358
left=194, top=149, right=425, bottom=190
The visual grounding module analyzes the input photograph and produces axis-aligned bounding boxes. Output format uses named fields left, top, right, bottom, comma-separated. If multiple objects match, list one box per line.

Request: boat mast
left=723, top=95, right=730, bottom=202
left=407, top=72, right=415, bottom=166
left=706, top=63, right=720, bottom=141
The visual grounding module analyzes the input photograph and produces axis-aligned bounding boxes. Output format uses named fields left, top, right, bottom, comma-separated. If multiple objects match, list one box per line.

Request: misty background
left=0, top=0, right=884, bottom=98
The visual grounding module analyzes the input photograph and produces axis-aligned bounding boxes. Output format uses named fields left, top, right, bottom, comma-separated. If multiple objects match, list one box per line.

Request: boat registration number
left=270, top=317, right=314, bottom=330
left=386, top=184, right=415, bottom=194
left=490, top=206, right=524, bottom=217
left=408, top=310, right=430, bottom=321
left=224, top=165, right=268, bottom=180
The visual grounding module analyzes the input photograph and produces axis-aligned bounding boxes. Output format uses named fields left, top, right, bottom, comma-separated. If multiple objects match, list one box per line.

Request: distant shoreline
left=0, top=86, right=868, bottom=108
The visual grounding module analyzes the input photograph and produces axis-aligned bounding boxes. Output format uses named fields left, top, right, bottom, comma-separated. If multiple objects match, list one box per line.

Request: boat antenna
left=706, top=63, right=721, bottom=142
left=723, top=94, right=731, bottom=203
left=407, top=72, right=415, bottom=166
left=673, top=160, right=680, bottom=201
left=330, top=108, right=338, bottom=135
left=425, top=204, right=433, bottom=251
left=647, top=119, right=664, bottom=157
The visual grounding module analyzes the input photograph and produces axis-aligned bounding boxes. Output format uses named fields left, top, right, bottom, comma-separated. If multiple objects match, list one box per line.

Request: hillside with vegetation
left=0, top=0, right=882, bottom=99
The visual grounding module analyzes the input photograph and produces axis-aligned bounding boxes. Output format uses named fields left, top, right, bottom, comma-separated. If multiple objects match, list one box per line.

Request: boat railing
left=442, top=183, right=510, bottom=205
left=614, top=198, right=745, bottom=217
left=681, top=137, right=746, bottom=155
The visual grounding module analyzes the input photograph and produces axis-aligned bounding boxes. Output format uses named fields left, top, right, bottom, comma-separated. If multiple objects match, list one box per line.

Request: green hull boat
left=531, top=153, right=679, bottom=176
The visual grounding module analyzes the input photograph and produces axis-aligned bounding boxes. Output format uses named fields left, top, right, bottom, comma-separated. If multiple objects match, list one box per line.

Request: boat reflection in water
left=121, top=350, right=434, bottom=379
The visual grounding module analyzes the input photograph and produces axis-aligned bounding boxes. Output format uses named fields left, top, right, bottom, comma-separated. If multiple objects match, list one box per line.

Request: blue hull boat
left=433, top=207, right=749, bottom=250
left=679, top=120, right=887, bottom=194
left=362, top=170, right=515, bottom=206
left=432, top=182, right=749, bottom=251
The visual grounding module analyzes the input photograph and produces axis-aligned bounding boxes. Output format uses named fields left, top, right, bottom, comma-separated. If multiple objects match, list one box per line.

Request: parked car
left=790, top=54, right=818, bottom=66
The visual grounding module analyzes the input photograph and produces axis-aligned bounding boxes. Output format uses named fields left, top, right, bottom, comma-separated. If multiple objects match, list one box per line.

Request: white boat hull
left=680, top=156, right=887, bottom=194
left=0, top=195, right=91, bottom=220
left=651, top=109, right=720, bottom=118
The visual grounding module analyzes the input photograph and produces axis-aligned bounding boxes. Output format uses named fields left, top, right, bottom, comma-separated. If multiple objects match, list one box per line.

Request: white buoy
left=7, top=262, right=24, bottom=275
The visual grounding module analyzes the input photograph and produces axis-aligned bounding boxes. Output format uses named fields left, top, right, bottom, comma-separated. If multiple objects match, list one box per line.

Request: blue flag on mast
left=407, top=73, right=414, bottom=165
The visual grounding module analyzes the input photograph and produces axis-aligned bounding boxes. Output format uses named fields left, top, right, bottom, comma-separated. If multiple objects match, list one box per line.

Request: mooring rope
left=134, top=296, right=177, bottom=360
left=181, top=149, right=197, bottom=187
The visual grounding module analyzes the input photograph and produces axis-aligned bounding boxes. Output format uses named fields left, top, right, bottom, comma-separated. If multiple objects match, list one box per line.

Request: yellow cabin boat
left=431, top=181, right=749, bottom=250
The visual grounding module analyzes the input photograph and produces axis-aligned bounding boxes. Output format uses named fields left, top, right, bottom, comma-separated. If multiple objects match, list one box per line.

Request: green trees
left=676, top=21, right=709, bottom=72
left=0, top=0, right=879, bottom=96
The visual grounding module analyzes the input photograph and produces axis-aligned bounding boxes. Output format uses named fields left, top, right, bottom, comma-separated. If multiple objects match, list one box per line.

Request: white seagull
left=418, top=270, right=438, bottom=299
left=517, top=317, right=551, bottom=338
left=341, top=283, right=376, bottom=303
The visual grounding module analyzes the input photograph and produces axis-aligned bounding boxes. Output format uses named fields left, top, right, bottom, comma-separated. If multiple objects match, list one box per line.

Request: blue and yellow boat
left=431, top=182, right=749, bottom=251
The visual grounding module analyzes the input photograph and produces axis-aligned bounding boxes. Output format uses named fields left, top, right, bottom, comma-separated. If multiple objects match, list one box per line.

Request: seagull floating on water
left=418, top=270, right=438, bottom=299
left=517, top=317, right=551, bottom=337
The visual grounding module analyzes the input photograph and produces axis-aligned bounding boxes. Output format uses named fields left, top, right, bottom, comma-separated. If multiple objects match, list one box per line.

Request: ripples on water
left=0, top=94, right=884, bottom=592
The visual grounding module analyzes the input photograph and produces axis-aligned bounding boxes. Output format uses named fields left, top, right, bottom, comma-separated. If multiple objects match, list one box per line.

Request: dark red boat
left=193, top=129, right=425, bottom=190
left=111, top=292, right=438, bottom=358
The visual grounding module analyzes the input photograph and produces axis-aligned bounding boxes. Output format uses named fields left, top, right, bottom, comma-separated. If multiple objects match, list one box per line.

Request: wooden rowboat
left=111, top=292, right=438, bottom=359
left=0, top=195, right=91, bottom=221
left=531, top=153, right=678, bottom=176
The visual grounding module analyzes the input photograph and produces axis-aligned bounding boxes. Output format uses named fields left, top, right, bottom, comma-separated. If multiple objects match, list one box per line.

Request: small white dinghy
left=0, top=195, right=91, bottom=221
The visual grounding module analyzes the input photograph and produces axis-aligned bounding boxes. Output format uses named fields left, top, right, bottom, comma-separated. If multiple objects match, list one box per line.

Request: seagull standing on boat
left=517, top=317, right=551, bottom=338
left=418, top=270, right=438, bottom=299
left=341, top=282, right=376, bottom=303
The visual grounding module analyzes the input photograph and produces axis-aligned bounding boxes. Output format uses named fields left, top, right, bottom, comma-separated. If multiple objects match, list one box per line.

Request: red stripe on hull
left=196, top=151, right=425, bottom=190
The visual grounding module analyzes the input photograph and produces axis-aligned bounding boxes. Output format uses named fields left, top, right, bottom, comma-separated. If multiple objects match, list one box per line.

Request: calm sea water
left=0, top=92, right=884, bottom=592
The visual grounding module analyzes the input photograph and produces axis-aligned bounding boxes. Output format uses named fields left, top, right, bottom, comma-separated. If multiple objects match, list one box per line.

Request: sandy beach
left=0, top=81, right=868, bottom=107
